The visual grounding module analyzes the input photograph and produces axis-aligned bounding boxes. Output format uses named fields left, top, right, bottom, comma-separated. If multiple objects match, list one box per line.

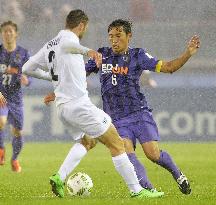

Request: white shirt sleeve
left=61, top=38, right=90, bottom=55
left=22, top=48, right=52, bottom=81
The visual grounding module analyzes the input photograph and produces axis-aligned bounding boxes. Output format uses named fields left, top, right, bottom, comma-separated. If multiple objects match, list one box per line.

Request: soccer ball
left=66, top=172, right=93, bottom=197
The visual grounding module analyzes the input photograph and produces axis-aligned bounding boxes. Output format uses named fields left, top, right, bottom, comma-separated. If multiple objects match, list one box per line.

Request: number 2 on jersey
left=48, top=50, right=58, bottom=81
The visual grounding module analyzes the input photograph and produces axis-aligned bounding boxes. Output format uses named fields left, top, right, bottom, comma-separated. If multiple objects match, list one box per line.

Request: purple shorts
left=113, top=110, right=160, bottom=147
left=0, top=103, right=23, bottom=130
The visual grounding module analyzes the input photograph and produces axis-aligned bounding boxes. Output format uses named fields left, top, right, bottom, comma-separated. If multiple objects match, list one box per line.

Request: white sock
left=58, top=143, right=87, bottom=182
left=112, top=153, right=143, bottom=193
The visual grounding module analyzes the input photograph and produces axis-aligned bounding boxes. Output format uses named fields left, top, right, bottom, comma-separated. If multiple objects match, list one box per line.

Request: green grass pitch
left=0, top=142, right=215, bottom=205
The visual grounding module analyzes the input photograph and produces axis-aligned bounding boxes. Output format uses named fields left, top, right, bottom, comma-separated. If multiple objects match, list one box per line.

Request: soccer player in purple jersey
left=84, top=19, right=200, bottom=194
left=0, top=21, right=30, bottom=172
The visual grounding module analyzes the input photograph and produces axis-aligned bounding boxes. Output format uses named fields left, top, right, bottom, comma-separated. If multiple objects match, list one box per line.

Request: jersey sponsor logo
left=101, top=64, right=128, bottom=75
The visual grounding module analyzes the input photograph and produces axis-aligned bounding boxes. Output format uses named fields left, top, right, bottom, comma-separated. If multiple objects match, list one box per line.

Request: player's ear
left=127, top=33, right=132, bottom=42
left=79, top=22, right=86, bottom=30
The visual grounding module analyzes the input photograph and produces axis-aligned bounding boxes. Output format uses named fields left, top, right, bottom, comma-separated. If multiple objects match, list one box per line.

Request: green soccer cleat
left=131, top=188, right=164, bottom=199
left=49, top=173, right=65, bottom=198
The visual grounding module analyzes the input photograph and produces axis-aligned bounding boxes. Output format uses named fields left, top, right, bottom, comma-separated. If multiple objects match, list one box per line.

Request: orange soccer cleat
left=11, top=160, right=22, bottom=173
left=0, top=148, right=5, bottom=165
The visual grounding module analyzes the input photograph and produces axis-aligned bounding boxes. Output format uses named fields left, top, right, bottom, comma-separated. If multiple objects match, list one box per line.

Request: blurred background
left=0, top=0, right=215, bottom=141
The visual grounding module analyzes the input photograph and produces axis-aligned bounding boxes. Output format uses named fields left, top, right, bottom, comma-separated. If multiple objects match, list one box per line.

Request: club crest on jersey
left=122, top=55, right=129, bottom=62
left=101, top=64, right=128, bottom=75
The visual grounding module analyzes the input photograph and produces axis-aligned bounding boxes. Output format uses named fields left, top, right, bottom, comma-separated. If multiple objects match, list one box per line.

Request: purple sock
left=127, top=153, right=153, bottom=189
left=0, top=130, right=5, bottom=149
left=12, top=136, right=23, bottom=160
left=156, top=150, right=181, bottom=180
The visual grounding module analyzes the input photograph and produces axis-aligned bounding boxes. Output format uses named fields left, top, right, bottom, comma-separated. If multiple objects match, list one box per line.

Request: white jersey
left=30, top=30, right=89, bottom=106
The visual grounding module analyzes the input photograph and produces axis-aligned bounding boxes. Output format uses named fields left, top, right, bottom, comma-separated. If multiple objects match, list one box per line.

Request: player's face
left=1, top=25, right=17, bottom=45
left=108, top=26, right=131, bottom=54
left=79, top=22, right=88, bottom=39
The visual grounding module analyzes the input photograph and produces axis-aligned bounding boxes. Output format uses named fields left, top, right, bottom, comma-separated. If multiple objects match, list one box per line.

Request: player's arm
left=21, top=74, right=32, bottom=86
left=21, top=50, right=32, bottom=86
left=22, top=59, right=51, bottom=81
left=160, top=35, right=200, bottom=73
left=61, top=40, right=102, bottom=67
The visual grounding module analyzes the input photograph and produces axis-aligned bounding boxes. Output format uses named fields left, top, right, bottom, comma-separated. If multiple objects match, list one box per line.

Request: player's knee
left=99, top=124, right=125, bottom=156
left=145, top=149, right=160, bottom=162
left=108, top=137, right=125, bottom=156
left=81, top=137, right=97, bottom=151
left=0, top=120, right=7, bottom=130
left=11, top=128, right=22, bottom=137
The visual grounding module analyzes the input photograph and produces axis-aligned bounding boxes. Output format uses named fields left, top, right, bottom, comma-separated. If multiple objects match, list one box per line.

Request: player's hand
left=21, top=74, right=29, bottom=86
left=44, top=92, right=55, bottom=105
left=0, top=92, right=7, bottom=107
left=187, top=35, right=200, bottom=56
left=87, top=50, right=102, bottom=68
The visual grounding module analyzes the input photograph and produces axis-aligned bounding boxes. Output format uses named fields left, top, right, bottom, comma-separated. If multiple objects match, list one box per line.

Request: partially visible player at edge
left=22, top=10, right=164, bottom=199
left=0, top=21, right=31, bottom=172
left=45, top=19, right=200, bottom=194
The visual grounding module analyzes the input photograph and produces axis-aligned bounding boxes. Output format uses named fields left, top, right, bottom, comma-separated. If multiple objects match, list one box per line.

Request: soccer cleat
left=131, top=188, right=164, bottom=198
left=49, top=173, right=65, bottom=198
left=177, top=172, right=191, bottom=195
left=0, top=148, right=5, bottom=165
left=11, top=160, right=22, bottom=172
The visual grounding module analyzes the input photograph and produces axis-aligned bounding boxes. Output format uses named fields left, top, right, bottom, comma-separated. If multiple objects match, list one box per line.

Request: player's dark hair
left=66, top=9, right=89, bottom=29
left=108, top=19, right=132, bottom=34
left=0, top=20, right=18, bottom=32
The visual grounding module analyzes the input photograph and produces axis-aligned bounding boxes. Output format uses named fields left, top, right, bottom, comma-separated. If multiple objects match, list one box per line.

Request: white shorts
left=57, top=95, right=112, bottom=141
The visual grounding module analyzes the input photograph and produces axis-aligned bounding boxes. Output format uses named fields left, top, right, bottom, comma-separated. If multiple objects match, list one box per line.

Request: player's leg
left=10, top=127, right=23, bottom=172
left=123, top=138, right=154, bottom=190
left=138, top=110, right=191, bottom=194
left=49, top=102, right=97, bottom=198
left=0, top=106, right=8, bottom=165
left=113, top=119, right=154, bottom=190
left=142, top=141, right=191, bottom=194
left=8, top=104, right=24, bottom=172
left=58, top=135, right=97, bottom=182
left=49, top=135, right=97, bottom=198
left=98, top=124, right=163, bottom=198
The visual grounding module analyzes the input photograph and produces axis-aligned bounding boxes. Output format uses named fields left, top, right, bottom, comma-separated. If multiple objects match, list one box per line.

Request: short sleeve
left=138, top=48, right=161, bottom=72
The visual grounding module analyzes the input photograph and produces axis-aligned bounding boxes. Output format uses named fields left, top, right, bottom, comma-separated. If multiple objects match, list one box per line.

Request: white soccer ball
left=66, top=172, right=93, bottom=197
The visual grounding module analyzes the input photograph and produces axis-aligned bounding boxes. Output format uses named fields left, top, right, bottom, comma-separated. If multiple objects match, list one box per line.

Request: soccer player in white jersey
left=22, top=10, right=164, bottom=198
